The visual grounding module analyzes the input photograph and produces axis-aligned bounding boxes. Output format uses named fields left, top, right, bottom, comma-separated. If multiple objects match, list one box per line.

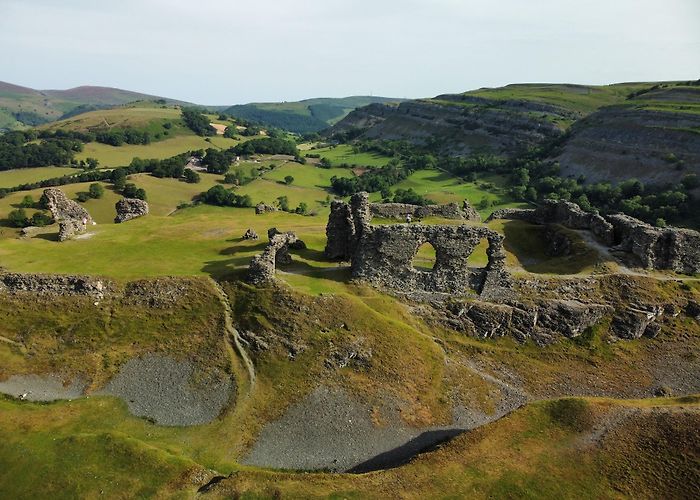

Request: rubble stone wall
left=247, top=230, right=298, bottom=284
left=325, top=192, right=507, bottom=294
left=487, top=199, right=700, bottom=272
left=608, top=214, right=700, bottom=274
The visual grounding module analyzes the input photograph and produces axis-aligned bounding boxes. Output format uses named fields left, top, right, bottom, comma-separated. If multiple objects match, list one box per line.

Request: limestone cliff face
left=555, top=90, right=700, bottom=185
left=329, top=96, right=570, bottom=157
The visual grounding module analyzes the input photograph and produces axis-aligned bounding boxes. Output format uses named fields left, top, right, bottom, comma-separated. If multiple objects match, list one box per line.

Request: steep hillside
left=554, top=83, right=700, bottom=185
left=329, top=82, right=665, bottom=158
left=0, top=81, right=187, bottom=131
left=224, top=96, right=404, bottom=134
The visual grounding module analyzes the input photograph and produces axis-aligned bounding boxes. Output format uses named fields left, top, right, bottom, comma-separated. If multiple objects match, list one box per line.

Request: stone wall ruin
left=325, top=192, right=507, bottom=295
left=487, top=199, right=700, bottom=274
left=369, top=200, right=480, bottom=221
left=246, top=230, right=298, bottom=284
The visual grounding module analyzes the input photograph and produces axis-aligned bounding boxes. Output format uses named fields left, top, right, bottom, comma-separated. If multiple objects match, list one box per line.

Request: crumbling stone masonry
left=114, top=198, right=149, bottom=223
left=486, top=199, right=614, bottom=244
left=369, top=201, right=480, bottom=221
left=43, top=188, right=93, bottom=241
left=326, top=192, right=507, bottom=294
left=487, top=199, right=700, bottom=273
left=247, top=230, right=298, bottom=284
left=607, top=214, right=700, bottom=274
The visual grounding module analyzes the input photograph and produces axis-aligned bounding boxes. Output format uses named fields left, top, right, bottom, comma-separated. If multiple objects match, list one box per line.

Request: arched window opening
left=413, top=242, right=438, bottom=271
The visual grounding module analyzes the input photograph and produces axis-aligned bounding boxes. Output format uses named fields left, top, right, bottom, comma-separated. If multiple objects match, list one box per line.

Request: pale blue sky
left=1, top=0, right=698, bottom=104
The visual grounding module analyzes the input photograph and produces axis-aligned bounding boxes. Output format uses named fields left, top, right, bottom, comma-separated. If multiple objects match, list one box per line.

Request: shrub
left=7, top=208, right=28, bottom=228
left=88, top=183, right=104, bottom=199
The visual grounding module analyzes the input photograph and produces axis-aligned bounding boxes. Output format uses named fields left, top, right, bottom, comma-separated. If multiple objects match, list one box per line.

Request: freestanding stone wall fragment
left=247, top=230, right=298, bottom=284
left=42, top=188, right=93, bottom=241
left=114, top=198, right=149, bottom=223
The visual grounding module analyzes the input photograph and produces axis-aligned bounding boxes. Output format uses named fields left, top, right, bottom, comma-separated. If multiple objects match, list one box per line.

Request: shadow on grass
left=33, top=231, right=60, bottom=242
left=503, top=221, right=597, bottom=275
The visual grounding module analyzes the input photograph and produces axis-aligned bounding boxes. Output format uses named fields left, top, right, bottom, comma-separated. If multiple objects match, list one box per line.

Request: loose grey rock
left=101, top=354, right=233, bottom=426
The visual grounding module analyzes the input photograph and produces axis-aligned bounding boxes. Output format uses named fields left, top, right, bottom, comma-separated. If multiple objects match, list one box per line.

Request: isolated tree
left=88, top=183, right=104, bottom=199
left=86, top=157, right=99, bottom=169
left=284, top=175, right=294, bottom=185
left=19, top=195, right=34, bottom=208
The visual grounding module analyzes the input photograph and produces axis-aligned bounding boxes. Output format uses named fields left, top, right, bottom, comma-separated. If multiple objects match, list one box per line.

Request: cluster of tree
left=503, top=139, right=699, bottom=226
left=231, top=137, right=299, bottom=157
left=223, top=167, right=258, bottom=186
left=94, top=127, right=152, bottom=146
left=200, top=185, right=252, bottom=207
left=330, top=160, right=412, bottom=196
left=389, top=188, right=429, bottom=205
left=181, top=108, right=215, bottom=136
left=275, top=195, right=308, bottom=215
left=128, top=155, right=188, bottom=179
left=7, top=208, right=53, bottom=228
left=202, top=148, right=235, bottom=174
left=0, top=131, right=82, bottom=170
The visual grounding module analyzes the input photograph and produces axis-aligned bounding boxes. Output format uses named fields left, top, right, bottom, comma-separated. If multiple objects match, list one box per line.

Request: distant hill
left=329, top=80, right=700, bottom=187
left=223, top=96, right=404, bottom=134
left=0, top=81, right=188, bottom=131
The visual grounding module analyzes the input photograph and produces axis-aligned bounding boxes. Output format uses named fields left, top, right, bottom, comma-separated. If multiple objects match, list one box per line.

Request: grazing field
left=77, top=135, right=239, bottom=167
left=305, top=144, right=391, bottom=167
left=0, top=166, right=79, bottom=188
left=41, top=104, right=184, bottom=132
left=261, top=162, right=353, bottom=189
left=465, top=82, right=658, bottom=115
left=0, top=163, right=573, bottom=279
left=384, top=169, right=530, bottom=217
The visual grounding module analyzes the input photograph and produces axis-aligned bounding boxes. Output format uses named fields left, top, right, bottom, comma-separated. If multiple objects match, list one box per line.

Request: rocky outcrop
left=255, top=203, right=276, bottom=215
left=445, top=299, right=612, bottom=345
left=42, top=188, right=93, bottom=241
left=369, top=202, right=470, bottom=220
left=607, top=214, right=700, bottom=274
left=247, top=230, right=298, bottom=284
left=114, top=198, right=149, bottom=223
left=326, top=192, right=508, bottom=295
left=0, top=272, right=111, bottom=299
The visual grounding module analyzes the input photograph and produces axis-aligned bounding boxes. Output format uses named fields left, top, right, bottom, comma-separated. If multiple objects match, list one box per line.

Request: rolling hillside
left=0, top=81, right=188, bottom=131
left=223, top=96, right=404, bottom=134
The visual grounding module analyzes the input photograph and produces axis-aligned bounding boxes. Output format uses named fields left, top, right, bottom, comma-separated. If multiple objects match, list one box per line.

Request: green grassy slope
left=0, top=80, right=187, bottom=131
left=224, top=96, right=404, bottom=134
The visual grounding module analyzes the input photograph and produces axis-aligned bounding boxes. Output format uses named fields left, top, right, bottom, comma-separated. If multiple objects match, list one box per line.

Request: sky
left=1, top=0, right=699, bottom=104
